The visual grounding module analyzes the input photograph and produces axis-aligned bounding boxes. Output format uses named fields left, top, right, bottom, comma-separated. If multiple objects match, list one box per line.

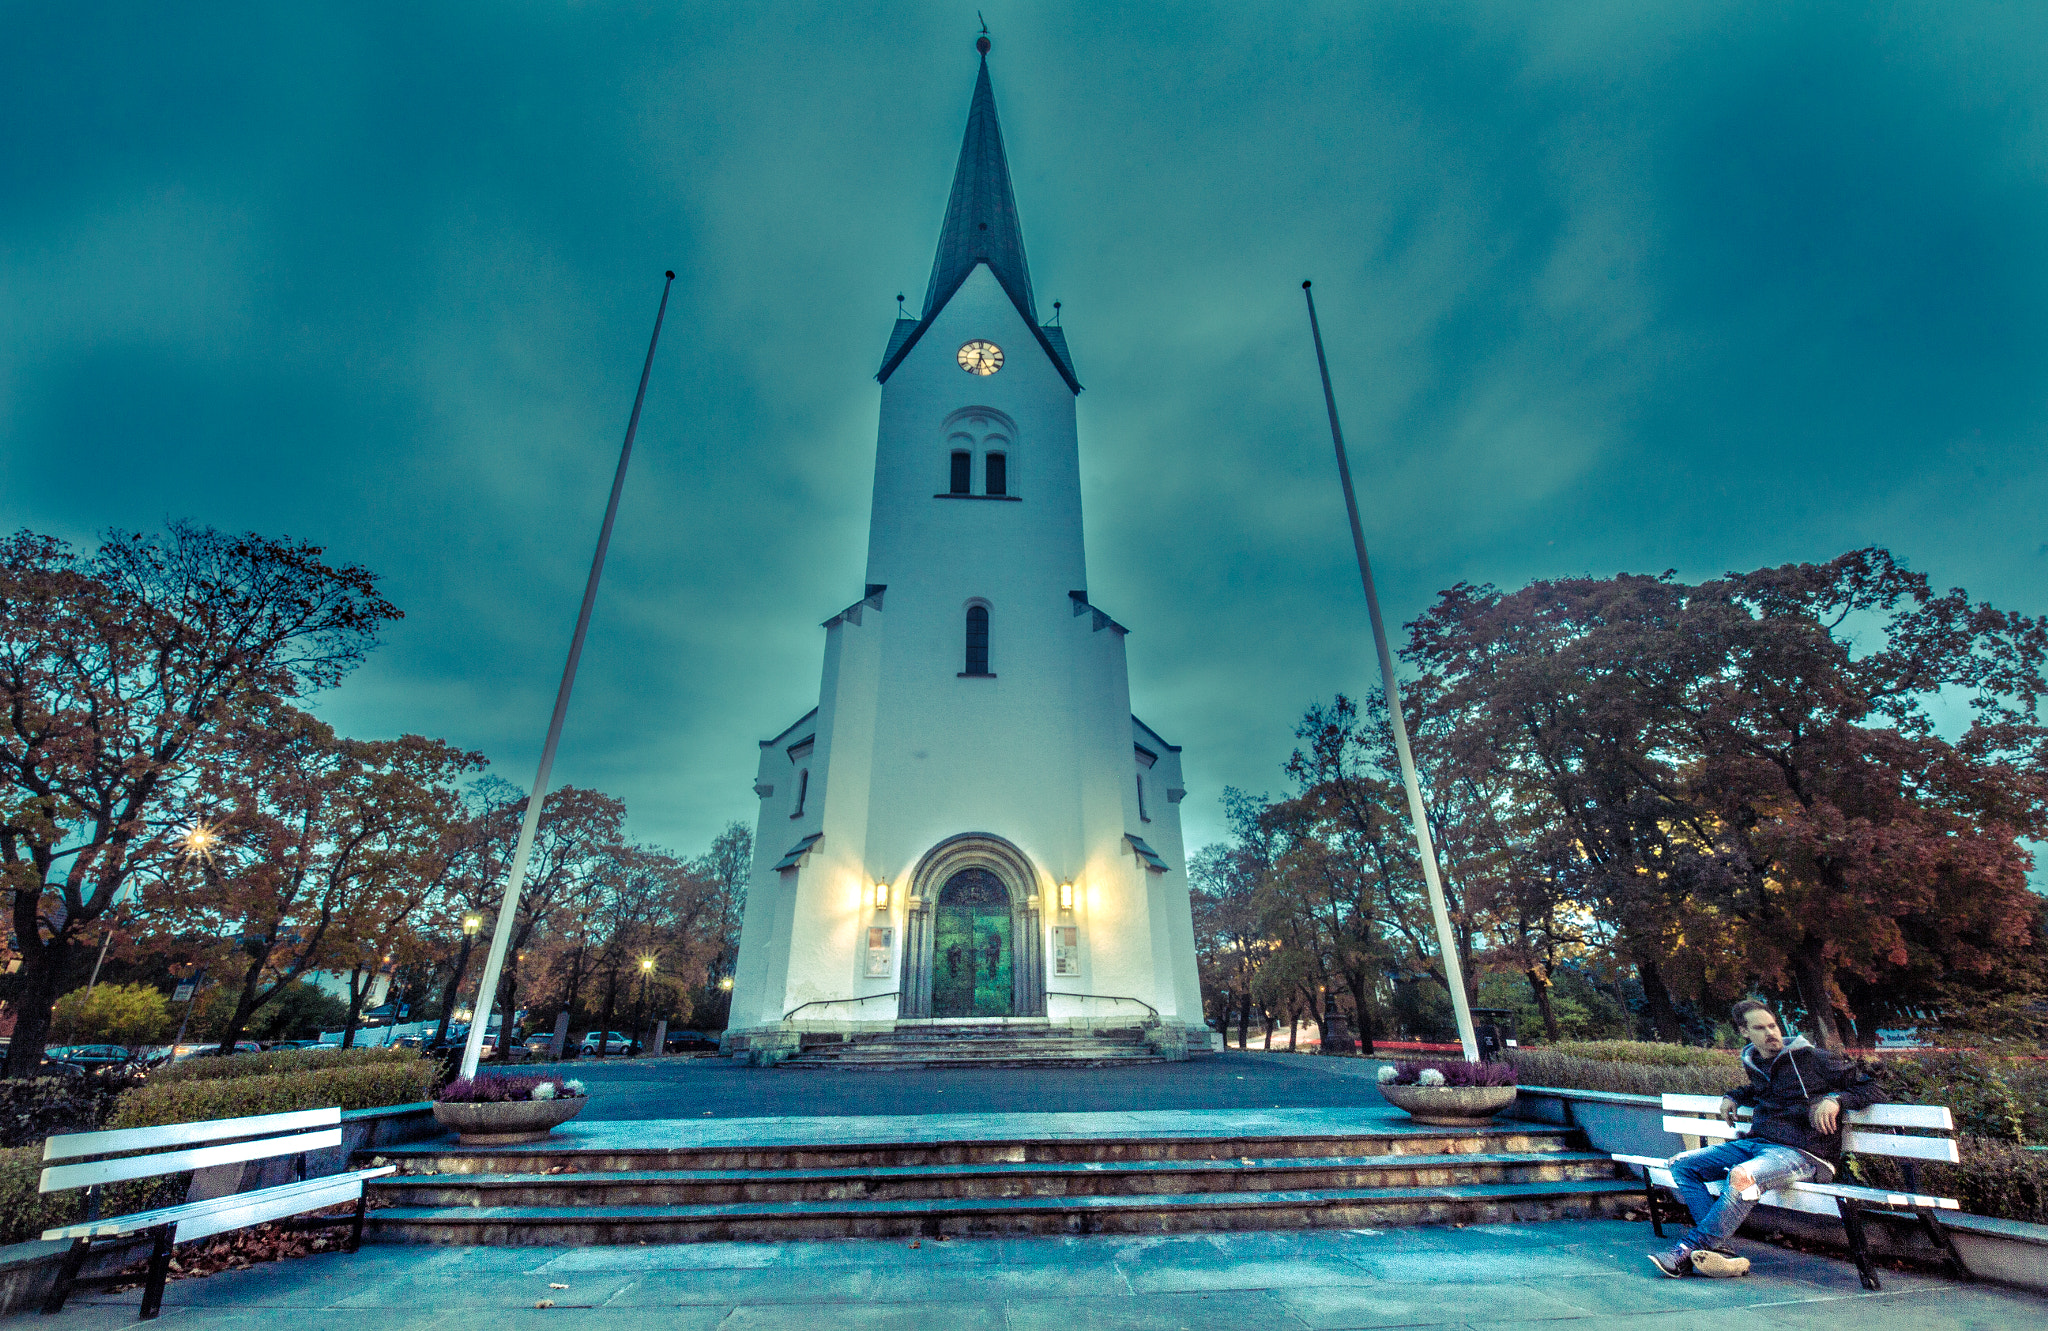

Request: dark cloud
left=5, top=3, right=2046, bottom=858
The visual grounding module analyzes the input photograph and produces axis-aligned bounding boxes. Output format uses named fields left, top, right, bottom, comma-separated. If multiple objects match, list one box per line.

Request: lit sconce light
left=1057, top=882, right=1074, bottom=912
left=873, top=880, right=891, bottom=911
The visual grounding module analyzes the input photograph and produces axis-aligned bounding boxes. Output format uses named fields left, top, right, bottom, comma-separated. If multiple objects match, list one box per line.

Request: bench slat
left=176, top=1169, right=391, bottom=1245
left=1658, top=1095, right=1954, bottom=1134
left=1627, top=1166, right=1958, bottom=1214
left=40, top=1128, right=341, bottom=1194
left=1663, top=1115, right=1741, bottom=1140
left=40, top=1166, right=395, bottom=1242
left=1839, top=1129, right=1961, bottom=1163
left=42, top=1108, right=341, bottom=1163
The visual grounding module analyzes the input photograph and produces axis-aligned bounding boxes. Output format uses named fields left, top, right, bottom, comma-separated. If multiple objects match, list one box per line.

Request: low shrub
left=1506, top=1049, right=1736, bottom=1098
left=1868, top=1053, right=2041, bottom=1145
left=1538, top=1041, right=1744, bottom=1070
left=1376, top=1060, right=1515, bottom=1087
left=0, top=1070, right=142, bottom=1148
left=0, top=1144, right=85, bottom=1246
left=436, top=1074, right=587, bottom=1103
left=109, top=1056, right=435, bottom=1129
left=1847, top=1135, right=2047, bottom=1226
left=150, top=1045, right=417, bottom=1086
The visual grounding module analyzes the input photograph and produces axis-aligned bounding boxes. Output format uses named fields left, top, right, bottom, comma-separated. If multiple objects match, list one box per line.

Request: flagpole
left=460, top=270, right=676, bottom=1082
left=1301, top=279, right=1480, bottom=1063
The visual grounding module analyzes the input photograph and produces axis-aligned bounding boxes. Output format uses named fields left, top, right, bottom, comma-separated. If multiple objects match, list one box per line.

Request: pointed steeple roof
left=879, top=41, right=1080, bottom=393
left=922, top=52, right=1035, bottom=323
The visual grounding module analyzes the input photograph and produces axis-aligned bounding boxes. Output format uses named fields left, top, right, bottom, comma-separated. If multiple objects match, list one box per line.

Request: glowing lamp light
left=462, top=914, right=482, bottom=937
left=179, top=821, right=220, bottom=863
left=1057, top=882, right=1074, bottom=912
left=719, top=976, right=734, bottom=991
left=873, top=881, right=891, bottom=911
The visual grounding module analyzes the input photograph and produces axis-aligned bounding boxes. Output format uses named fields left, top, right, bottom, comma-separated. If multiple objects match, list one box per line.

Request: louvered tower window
left=950, top=451, right=972, bottom=494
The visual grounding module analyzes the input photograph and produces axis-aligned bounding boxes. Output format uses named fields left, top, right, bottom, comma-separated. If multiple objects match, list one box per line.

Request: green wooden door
left=930, top=868, right=1013, bottom=1018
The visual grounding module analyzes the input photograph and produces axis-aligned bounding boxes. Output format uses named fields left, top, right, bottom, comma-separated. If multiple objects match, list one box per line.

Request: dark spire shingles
left=922, top=55, right=1035, bottom=323
left=878, top=51, right=1080, bottom=393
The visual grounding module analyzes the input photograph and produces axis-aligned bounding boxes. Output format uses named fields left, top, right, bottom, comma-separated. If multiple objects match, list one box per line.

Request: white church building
left=724, top=41, right=1206, bottom=1054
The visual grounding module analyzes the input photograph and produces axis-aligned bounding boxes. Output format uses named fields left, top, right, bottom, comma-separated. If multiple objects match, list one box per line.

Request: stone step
left=364, top=1177, right=1642, bottom=1245
left=370, top=1150, right=1619, bottom=1208
left=372, top=1124, right=1584, bottom=1176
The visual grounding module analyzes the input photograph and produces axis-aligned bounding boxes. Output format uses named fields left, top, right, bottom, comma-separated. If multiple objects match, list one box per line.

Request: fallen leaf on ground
left=534, top=1300, right=555, bottom=1308
left=549, top=1283, right=568, bottom=1289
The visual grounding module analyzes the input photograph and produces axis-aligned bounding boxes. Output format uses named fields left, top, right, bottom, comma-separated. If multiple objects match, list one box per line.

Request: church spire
left=922, top=39, right=1035, bottom=323
left=879, top=36, right=1078, bottom=393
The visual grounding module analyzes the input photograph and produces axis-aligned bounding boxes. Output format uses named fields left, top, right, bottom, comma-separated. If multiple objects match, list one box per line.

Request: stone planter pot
left=1379, top=1082, right=1518, bottom=1126
left=431, top=1095, right=586, bottom=1145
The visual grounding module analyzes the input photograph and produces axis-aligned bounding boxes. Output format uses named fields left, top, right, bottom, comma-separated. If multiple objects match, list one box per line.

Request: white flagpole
left=460, top=271, right=676, bottom=1082
left=1301, top=280, right=1480, bottom=1063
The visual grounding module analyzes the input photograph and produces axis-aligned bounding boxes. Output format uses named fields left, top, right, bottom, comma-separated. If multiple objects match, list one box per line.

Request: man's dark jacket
left=1727, top=1035, right=1880, bottom=1177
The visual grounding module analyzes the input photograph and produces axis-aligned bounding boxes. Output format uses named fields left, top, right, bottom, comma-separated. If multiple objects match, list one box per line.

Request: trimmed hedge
left=110, top=1057, right=436, bottom=1129
left=149, top=1045, right=419, bottom=1086
left=1506, top=1048, right=1735, bottom=1097
left=1535, top=1041, right=1744, bottom=1070
left=0, top=1144, right=87, bottom=1246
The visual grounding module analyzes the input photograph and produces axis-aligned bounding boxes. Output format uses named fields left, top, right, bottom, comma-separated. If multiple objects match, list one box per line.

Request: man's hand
left=1719, top=1096, right=1740, bottom=1125
left=1809, top=1096, right=1841, bottom=1133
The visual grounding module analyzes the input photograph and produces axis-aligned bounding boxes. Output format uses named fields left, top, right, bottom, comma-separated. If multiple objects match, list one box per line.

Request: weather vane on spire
left=976, top=12, right=990, bottom=53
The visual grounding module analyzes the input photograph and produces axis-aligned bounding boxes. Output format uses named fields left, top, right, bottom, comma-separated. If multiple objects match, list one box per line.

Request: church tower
left=725, top=41, right=1206, bottom=1052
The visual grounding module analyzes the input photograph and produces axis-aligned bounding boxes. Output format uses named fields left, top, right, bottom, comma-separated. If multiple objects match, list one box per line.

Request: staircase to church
left=359, top=1117, right=1637, bottom=1245
left=779, top=1022, right=1165, bottom=1069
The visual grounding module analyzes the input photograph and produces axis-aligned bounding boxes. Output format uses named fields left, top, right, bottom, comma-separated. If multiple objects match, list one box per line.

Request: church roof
left=924, top=54, right=1035, bottom=324
left=878, top=47, right=1081, bottom=394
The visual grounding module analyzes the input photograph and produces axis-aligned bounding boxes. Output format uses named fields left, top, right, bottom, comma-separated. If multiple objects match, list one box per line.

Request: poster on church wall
left=1053, top=925, right=1080, bottom=977
left=865, top=926, right=894, bottom=977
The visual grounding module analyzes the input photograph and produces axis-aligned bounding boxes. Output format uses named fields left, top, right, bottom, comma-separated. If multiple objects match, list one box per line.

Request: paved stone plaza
left=44, top=1218, right=2043, bottom=1329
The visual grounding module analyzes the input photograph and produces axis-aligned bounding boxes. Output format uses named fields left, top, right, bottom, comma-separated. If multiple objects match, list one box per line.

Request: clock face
left=957, top=340, right=1004, bottom=375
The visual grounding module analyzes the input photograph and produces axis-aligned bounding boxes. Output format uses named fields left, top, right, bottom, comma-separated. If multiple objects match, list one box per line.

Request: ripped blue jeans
left=1666, top=1138, right=1818, bottom=1248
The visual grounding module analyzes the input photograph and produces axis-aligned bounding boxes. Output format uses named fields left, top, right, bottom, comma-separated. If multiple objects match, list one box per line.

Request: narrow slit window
left=964, top=604, right=990, bottom=675
left=984, top=452, right=1007, bottom=496
left=1137, top=773, right=1149, bottom=821
left=791, top=769, right=809, bottom=817
left=950, top=451, right=972, bottom=495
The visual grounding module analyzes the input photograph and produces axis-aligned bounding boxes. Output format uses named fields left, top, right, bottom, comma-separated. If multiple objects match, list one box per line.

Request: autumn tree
left=0, top=525, right=398, bottom=1077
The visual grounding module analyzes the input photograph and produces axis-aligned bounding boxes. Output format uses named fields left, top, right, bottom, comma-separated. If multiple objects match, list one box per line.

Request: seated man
left=1650, top=998, right=1879, bottom=1278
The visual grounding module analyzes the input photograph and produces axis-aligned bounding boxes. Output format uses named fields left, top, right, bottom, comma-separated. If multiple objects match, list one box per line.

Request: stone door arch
left=898, top=834, right=1046, bottom=1020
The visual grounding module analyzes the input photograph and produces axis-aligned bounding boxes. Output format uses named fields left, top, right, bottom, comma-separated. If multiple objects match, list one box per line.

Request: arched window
left=963, top=605, right=990, bottom=676
left=984, top=452, right=1007, bottom=496
left=950, top=451, right=972, bottom=495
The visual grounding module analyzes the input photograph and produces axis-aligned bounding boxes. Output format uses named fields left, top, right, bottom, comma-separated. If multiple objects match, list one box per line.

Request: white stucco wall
left=726, top=262, right=1204, bottom=1039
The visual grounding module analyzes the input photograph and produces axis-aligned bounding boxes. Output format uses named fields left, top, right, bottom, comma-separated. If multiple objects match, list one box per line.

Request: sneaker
left=1690, top=1249, right=1751, bottom=1278
left=1648, top=1243, right=1695, bottom=1278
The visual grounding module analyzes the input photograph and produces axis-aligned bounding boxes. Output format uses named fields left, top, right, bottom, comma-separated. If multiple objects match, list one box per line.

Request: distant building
left=725, top=45, right=1204, bottom=1044
left=302, top=969, right=391, bottom=1012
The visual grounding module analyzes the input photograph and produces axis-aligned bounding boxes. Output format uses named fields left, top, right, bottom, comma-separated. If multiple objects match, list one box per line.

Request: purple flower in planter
left=438, top=1074, right=587, bottom=1103
left=1381, top=1059, right=1517, bottom=1087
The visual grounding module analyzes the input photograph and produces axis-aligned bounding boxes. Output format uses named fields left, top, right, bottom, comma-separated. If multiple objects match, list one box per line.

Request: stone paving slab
left=40, top=1217, right=2043, bottom=1329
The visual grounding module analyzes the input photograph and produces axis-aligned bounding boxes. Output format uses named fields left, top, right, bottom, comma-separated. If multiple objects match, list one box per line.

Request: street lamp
left=635, top=957, right=655, bottom=1055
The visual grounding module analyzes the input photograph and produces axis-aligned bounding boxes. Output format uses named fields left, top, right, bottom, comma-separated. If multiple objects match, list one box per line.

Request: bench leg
left=137, top=1225, right=175, bottom=1321
left=1837, top=1198, right=1881, bottom=1291
left=348, top=1194, right=368, bottom=1253
left=40, top=1237, right=92, bottom=1314
left=1915, top=1207, right=1969, bottom=1281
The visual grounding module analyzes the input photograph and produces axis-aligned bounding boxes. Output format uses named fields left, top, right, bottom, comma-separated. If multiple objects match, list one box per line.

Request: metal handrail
left=783, top=992, right=898, bottom=1023
left=1045, top=992, right=1160, bottom=1022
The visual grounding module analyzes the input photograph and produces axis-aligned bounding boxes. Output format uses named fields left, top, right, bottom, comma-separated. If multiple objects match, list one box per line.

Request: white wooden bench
left=1613, top=1092, right=1967, bottom=1290
left=37, top=1107, right=396, bottom=1319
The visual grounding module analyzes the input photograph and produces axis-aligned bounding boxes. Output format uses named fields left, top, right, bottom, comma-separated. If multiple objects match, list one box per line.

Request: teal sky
left=5, top=3, right=2047, bottom=862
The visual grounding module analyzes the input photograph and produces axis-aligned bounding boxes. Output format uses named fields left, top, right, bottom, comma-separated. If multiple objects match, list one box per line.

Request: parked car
left=45, top=1044, right=139, bottom=1072
left=664, top=1030, right=721, bottom=1055
left=580, top=1031, right=640, bottom=1057
left=522, top=1033, right=562, bottom=1058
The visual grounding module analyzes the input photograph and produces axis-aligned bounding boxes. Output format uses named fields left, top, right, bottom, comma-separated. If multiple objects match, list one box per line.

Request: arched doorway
left=899, top=834, right=1045, bottom=1020
left=931, top=868, right=1012, bottom=1018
